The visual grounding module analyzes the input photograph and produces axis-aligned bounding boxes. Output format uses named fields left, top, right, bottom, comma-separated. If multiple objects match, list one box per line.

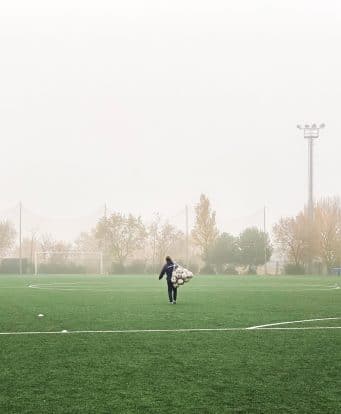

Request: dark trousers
left=167, top=279, right=177, bottom=302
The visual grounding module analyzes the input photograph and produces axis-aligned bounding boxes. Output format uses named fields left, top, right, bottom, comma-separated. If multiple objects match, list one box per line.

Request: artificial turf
left=0, top=274, right=340, bottom=413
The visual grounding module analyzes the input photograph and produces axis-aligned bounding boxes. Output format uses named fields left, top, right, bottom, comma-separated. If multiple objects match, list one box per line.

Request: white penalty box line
left=27, top=282, right=341, bottom=292
left=1, top=318, right=341, bottom=336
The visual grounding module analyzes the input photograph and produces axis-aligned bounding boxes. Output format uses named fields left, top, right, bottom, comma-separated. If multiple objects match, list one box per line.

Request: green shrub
left=199, top=265, right=216, bottom=274
left=224, top=265, right=238, bottom=275
left=0, top=258, right=28, bottom=274
left=187, top=262, right=199, bottom=274
left=125, top=260, right=146, bottom=274
left=110, top=262, right=126, bottom=274
left=39, top=262, right=86, bottom=274
left=284, top=263, right=305, bottom=275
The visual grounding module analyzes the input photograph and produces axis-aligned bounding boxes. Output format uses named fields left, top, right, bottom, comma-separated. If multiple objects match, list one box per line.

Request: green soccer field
left=0, top=274, right=340, bottom=414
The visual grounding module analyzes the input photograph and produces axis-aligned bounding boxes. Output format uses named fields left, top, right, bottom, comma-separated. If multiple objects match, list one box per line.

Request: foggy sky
left=1, top=0, right=340, bottom=238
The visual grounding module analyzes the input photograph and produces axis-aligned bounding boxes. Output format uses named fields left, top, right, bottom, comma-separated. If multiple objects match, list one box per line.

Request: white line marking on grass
left=28, top=283, right=78, bottom=288
left=0, top=287, right=29, bottom=289
left=240, top=285, right=341, bottom=292
left=301, top=284, right=341, bottom=291
left=253, top=326, right=341, bottom=330
left=27, top=282, right=341, bottom=292
left=0, top=327, right=245, bottom=335
left=28, top=283, right=113, bottom=292
left=28, top=286, right=130, bottom=292
left=247, top=317, right=341, bottom=330
left=28, top=284, right=161, bottom=292
left=1, top=319, right=341, bottom=336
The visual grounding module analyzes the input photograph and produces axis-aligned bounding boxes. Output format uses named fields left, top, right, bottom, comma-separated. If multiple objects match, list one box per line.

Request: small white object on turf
left=61, top=330, right=68, bottom=333
left=37, top=314, right=44, bottom=318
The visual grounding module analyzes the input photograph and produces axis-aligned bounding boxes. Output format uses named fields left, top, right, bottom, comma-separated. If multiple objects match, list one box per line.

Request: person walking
left=159, top=256, right=178, bottom=304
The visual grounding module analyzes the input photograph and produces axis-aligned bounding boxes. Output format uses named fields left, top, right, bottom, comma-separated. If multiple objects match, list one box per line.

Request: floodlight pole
left=19, top=201, right=22, bottom=275
left=104, top=203, right=107, bottom=275
left=185, top=205, right=189, bottom=267
left=100, top=252, right=104, bottom=275
left=307, top=133, right=315, bottom=223
left=263, top=206, right=267, bottom=275
left=297, top=123, right=325, bottom=272
left=34, top=251, right=38, bottom=276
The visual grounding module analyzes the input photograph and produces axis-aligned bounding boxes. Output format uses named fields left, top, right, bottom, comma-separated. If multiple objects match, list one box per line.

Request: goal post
left=34, top=251, right=104, bottom=275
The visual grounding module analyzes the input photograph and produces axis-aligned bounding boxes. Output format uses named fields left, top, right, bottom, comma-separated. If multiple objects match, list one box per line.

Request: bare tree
left=155, top=223, right=184, bottom=266
left=0, top=220, right=16, bottom=257
left=274, top=198, right=341, bottom=272
left=148, top=214, right=161, bottom=272
left=314, top=197, right=341, bottom=271
left=75, top=229, right=100, bottom=252
left=29, top=229, right=39, bottom=264
left=273, top=213, right=309, bottom=267
left=39, top=234, right=71, bottom=263
left=13, top=233, right=38, bottom=263
left=96, top=213, right=147, bottom=265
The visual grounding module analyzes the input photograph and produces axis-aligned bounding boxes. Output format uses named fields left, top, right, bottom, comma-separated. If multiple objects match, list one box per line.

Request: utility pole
left=104, top=203, right=107, bottom=275
left=263, top=206, right=267, bottom=275
left=185, top=205, right=189, bottom=267
left=297, top=123, right=325, bottom=273
left=19, top=202, right=22, bottom=275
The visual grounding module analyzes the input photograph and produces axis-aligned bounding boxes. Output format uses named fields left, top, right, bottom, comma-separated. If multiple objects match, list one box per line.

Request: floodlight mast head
left=297, top=123, right=325, bottom=139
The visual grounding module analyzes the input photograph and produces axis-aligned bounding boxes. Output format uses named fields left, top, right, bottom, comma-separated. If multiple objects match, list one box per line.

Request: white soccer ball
left=171, top=265, right=194, bottom=287
left=37, top=314, right=44, bottom=318
left=61, top=330, right=68, bottom=333
left=174, top=267, right=184, bottom=277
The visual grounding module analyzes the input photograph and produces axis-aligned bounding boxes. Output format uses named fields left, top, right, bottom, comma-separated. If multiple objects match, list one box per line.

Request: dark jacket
left=159, top=262, right=177, bottom=280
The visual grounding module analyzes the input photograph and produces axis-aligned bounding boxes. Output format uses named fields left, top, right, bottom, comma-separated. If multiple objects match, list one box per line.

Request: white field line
left=27, top=284, right=170, bottom=292
left=247, top=317, right=341, bottom=330
left=0, top=327, right=341, bottom=336
left=253, top=326, right=341, bottom=330
left=28, top=285, right=149, bottom=292
left=28, top=283, right=118, bottom=292
left=27, top=283, right=341, bottom=292
left=0, top=327, right=244, bottom=335
left=28, top=283, right=78, bottom=287
left=1, top=318, right=341, bottom=336
left=0, top=287, right=29, bottom=289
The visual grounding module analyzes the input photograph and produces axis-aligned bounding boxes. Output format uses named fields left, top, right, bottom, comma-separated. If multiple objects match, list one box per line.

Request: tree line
left=0, top=194, right=340, bottom=274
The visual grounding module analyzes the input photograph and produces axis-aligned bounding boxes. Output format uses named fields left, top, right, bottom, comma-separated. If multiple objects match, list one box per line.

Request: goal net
left=34, top=251, right=104, bottom=275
